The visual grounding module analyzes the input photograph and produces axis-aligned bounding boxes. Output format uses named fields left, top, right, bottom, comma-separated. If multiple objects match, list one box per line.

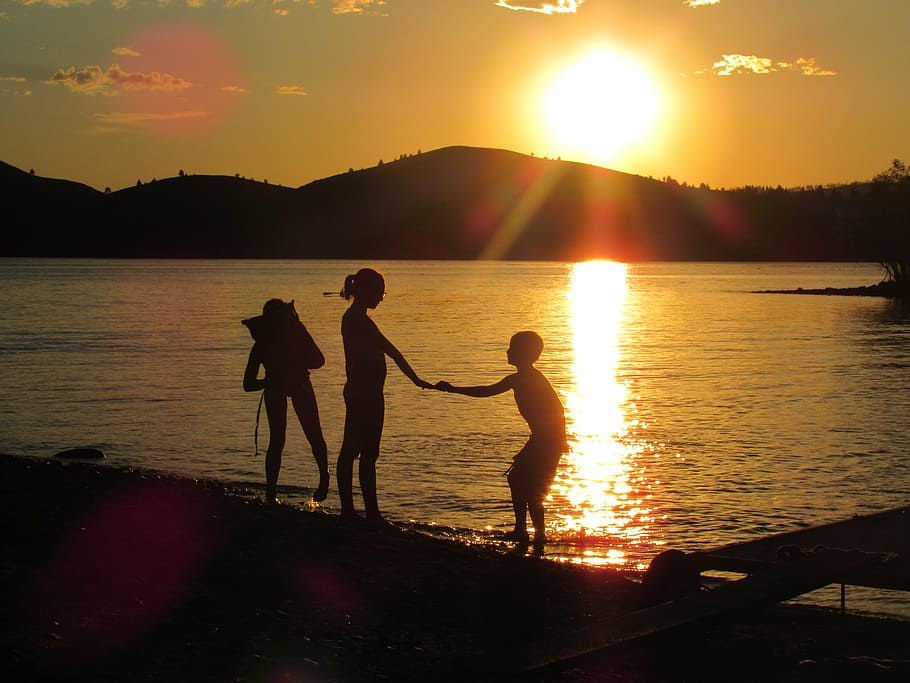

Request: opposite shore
left=755, top=280, right=908, bottom=297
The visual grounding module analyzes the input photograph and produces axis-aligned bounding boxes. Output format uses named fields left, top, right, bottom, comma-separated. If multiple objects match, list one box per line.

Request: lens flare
left=113, top=25, right=245, bottom=135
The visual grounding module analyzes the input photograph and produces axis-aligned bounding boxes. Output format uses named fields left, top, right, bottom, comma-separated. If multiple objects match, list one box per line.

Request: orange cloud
left=495, top=0, right=582, bottom=13
left=112, top=47, right=140, bottom=57
left=708, top=54, right=837, bottom=77
left=330, top=0, right=386, bottom=15
left=20, top=0, right=91, bottom=6
left=1, top=75, right=31, bottom=96
left=792, top=57, right=837, bottom=76
left=95, top=111, right=209, bottom=124
left=46, top=64, right=192, bottom=95
left=275, top=84, right=307, bottom=96
left=684, top=0, right=720, bottom=7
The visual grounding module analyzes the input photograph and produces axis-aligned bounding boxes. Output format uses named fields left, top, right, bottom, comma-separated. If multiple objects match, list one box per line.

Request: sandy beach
left=3, top=453, right=909, bottom=682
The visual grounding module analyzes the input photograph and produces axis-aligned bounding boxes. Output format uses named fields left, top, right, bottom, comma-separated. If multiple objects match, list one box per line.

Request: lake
left=2, top=259, right=909, bottom=616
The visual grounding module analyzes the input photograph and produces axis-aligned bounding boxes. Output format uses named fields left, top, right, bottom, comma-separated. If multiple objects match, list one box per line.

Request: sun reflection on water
left=549, top=261, right=655, bottom=569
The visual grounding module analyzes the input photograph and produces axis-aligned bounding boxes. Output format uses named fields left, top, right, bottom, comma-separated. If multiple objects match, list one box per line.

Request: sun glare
left=549, top=260, right=654, bottom=568
left=540, top=47, right=661, bottom=167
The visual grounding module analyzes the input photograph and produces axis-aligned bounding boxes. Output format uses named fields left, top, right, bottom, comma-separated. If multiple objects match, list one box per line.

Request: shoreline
left=754, top=281, right=906, bottom=297
left=4, top=453, right=910, bottom=681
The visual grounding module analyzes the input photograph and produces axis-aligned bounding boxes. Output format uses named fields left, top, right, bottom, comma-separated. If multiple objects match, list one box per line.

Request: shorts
left=506, top=436, right=565, bottom=502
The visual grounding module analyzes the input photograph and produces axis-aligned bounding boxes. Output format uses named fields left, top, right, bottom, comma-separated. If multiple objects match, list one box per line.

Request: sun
left=539, top=47, right=662, bottom=167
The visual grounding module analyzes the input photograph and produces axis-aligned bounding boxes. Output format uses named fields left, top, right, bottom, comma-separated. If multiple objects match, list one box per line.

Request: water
left=2, top=259, right=909, bottom=617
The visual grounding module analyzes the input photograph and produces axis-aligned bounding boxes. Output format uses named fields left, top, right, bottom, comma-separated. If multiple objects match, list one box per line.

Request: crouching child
left=435, top=331, right=567, bottom=550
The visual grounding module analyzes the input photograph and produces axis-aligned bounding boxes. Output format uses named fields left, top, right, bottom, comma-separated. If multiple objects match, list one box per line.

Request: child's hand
left=434, top=381, right=454, bottom=392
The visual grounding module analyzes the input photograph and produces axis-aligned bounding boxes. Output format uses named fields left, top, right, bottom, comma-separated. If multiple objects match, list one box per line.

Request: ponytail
left=340, top=273, right=357, bottom=300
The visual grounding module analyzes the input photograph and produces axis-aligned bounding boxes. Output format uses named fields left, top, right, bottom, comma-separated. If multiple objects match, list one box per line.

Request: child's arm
left=378, top=330, right=433, bottom=389
left=243, top=347, right=266, bottom=392
left=435, top=375, right=515, bottom=397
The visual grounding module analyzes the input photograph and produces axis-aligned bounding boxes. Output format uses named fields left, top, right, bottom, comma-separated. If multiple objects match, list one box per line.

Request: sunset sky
left=2, top=0, right=908, bottom=192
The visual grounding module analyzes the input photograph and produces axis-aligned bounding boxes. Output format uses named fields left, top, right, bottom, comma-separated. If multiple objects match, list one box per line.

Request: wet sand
left=3, top=453, right=909, bottom=682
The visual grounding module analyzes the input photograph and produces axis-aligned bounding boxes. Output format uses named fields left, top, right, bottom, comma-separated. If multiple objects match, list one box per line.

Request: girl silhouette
left=336, top=268, right=431, bottom=525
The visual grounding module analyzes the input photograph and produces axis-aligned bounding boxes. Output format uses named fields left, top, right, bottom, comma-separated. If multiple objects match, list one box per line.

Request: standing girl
left=243, top=298, right=330, bottom=505
left=337, top=268, right=431, bottom=525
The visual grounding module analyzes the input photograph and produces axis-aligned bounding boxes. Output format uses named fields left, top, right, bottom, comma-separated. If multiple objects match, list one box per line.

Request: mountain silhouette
left=3, top=147, right=906, bottom=260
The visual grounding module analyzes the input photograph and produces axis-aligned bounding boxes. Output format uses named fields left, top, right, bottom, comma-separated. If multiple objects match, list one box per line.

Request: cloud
left=330, top=0, right=386, bottom=14
left=112, top=47, right=140, bottom=57
left=46, top=64, right=192, bottom=95
left=495, top=0, right=582, bottom=14
left=95, top=111, right=209, bottom=124
left=19, top=0, right=92, bottom=6
left=707, top=54, right=836, bottom=76
left=684, top=0, right=720, bottom=7
left=221, top=84, right=247, bottom=93
left=792, top=57, right=837, bottom=76
left=12, top=0, right=377, bottom=10
left=1, top=75, right=31, bottom=96
left=275, top=84, right=307, bottom=95
left=710, top=54, right=774, bottom=76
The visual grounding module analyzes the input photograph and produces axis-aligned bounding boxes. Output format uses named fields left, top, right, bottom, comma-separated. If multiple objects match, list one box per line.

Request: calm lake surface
left=2, top=259, right=909, bottom=616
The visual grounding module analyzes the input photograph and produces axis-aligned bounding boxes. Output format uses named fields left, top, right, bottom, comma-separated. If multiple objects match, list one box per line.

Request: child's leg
left=336, top=389, right=360, bottom=518
left=528, top=498, right=547, bottom=546
left=528, top=451, right=560, bottom=547
left=335, top=442, right=357, bottom=517
left=506, top=468, right=529, bottom=539
left=291, top=386, right=330, bottom=501
left=264, top=390, right=288, bottom=503
left=358, top=396, right=385, bottom=523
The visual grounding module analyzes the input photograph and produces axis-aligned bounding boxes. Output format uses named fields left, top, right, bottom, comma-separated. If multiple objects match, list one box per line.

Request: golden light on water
left=550, top=260, right=653, bottom=568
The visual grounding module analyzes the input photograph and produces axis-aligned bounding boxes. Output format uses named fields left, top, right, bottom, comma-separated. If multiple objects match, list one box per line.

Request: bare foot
left=367, top=515, right=397, bottom=532
left=503, top=529, right=530, bottom=544
left=313, top=472, right=330, bottom=502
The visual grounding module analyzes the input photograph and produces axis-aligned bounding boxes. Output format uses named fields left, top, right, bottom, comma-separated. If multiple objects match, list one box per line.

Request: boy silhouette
left=436, top=331, right=567, bottom=550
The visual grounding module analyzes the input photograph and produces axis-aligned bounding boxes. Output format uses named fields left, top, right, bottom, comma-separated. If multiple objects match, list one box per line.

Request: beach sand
left=3, top=453, right=909, bottom=682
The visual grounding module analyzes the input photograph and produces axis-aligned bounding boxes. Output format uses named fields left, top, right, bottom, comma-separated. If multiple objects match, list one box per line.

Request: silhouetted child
left=243, top=298, right=330, bottom=505
left=435, top=331, right=567, bottom=550
left=337, top=268, right=432, bottom=526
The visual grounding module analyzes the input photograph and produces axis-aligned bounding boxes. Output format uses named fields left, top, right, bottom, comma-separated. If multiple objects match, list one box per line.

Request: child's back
left=512, top=365, right=566, bottom=444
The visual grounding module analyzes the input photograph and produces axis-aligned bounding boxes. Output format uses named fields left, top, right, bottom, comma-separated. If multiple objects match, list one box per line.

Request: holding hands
left=434, top=380, right=454, bottom=392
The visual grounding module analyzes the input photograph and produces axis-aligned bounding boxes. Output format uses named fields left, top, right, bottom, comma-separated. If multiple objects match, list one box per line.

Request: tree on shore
left=873, top=159, right=910, bottom=292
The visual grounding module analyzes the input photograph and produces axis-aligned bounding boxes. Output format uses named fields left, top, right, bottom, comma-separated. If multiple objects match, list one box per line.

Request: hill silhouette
left=3, top=147, right=907, bottom=260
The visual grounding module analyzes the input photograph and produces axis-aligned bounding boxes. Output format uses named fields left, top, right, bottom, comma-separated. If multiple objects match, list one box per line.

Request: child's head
left=508, top=331, right=544, bottom=366
left=341, top=268, right=385, bottom=306
left=263, top=298, right=288, bottom=318
left=262, top=298, right=298, bottom=324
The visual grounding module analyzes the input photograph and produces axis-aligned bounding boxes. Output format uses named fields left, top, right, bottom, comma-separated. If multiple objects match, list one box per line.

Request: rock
left=639, top=549, right=702, bottom=607
left=54, top=447, right=105, bottom=460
